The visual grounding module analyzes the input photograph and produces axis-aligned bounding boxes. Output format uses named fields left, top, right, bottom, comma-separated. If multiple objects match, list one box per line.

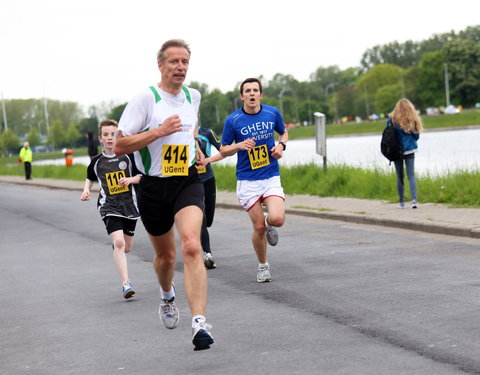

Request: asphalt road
left=2, top=183, right=480, bottom=375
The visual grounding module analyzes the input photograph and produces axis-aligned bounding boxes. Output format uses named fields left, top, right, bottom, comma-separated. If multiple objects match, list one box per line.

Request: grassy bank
left=213, top=164, right=480, bottom=207
left=2, top=159, right=480, bottom=207
left=2, top=109, right=480, bottom=207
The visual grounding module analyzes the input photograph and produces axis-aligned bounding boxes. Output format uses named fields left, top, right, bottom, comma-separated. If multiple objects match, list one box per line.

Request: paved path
left=2, top=175, right=480, bottom=239
left=3, top=183, right=480, bottom=374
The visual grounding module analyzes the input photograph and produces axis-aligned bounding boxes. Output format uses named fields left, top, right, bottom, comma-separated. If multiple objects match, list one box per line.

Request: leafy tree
left=356, top=64, right=404, bottom=115
left=26, top=127, right=41, bottom=148
left=402, top=66, right=421, bottom=106
left=48, top=120, right=66, bottom=149
left=361, top=41, right=421, bottom=72
left=200, top=89, right=230, bottom=134
left=416, top=51, right=445, bottom=108
left=47, top=100, right=83, bottom=129
left=76, top=111, right=99, bottom=147
left=189, top=81, right=210, bottom=96
left=335, top=86, right=360, bottom=119
left=0, top=98, right=83, bottom=137
left=443, top=39, right=480, bottom=107
left=0, top=128, right=20, bottom=154
left=458, top=25, right=480, bottom=43
left=65, top=123, right=81, bottom=147
left=108, top=103, right=127, bottom=122
left=265, top=74, right=298, bottom=98
left=360, top=29, right=460, bottom=72
left=375, top=84, right=402, bottom=114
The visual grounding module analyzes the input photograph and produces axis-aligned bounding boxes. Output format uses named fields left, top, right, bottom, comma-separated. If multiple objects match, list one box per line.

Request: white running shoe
left=203, top=252, right=216, bottom=269
left=122, top=281, right=135, bottom=299
left=257, top=265, right=272, bottom=283
left=264, top=213, right=278, bottom=246
left=159, top=284, right=179, bottom=329
left=192, top=319, right=214, bottom=351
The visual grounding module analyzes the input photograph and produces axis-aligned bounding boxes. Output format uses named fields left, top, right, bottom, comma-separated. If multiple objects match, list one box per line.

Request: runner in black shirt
left=81, top=120, right=141, bottom=299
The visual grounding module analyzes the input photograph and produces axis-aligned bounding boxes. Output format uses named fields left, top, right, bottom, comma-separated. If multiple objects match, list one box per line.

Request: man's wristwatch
left=279, top=141, right=286, bottom=151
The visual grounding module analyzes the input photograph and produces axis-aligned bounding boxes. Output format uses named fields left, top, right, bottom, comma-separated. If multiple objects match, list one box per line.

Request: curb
left=3, top=177, right=480, bottom=240
left=217, top=203, right=480, bottom=239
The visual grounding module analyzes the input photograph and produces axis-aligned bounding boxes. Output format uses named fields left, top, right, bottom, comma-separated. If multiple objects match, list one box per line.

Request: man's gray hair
left=157, top=39, right=191, bottom=62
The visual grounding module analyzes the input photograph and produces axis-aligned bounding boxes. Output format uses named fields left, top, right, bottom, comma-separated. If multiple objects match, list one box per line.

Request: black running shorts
left=138, top=166, right=205, bottom=236
left=103, top=216, right=137, bottom=236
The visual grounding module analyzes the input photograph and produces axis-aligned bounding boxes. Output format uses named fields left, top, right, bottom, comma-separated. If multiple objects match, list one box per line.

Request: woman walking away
left=388, top=98, right=424, bottom=209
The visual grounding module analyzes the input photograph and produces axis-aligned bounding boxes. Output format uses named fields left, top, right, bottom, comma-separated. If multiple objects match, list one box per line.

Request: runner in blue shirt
left=220, top=78, right=288, bottom=283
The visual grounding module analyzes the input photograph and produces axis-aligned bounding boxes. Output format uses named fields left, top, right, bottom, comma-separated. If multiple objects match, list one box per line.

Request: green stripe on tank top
left=182, top=86, right=191, bottom=104
left=149, top=86, right=161, bottom=103
left=138, top=128, right=152, bottom=175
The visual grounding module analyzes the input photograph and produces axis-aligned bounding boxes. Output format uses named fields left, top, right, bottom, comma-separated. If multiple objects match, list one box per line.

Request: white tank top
left=120, top=85, right=198, bottom=177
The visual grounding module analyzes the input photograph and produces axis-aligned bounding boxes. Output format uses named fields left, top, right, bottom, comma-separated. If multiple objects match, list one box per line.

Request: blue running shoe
left=122, top=282, right=135, bottom=299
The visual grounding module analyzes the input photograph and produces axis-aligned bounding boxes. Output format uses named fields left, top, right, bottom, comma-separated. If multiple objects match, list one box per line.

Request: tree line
left=1, top=25, right=479, bottom=154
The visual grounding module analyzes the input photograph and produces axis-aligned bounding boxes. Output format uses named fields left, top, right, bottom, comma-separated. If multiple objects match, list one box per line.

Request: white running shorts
left=236, top=176, right=285, bottom=211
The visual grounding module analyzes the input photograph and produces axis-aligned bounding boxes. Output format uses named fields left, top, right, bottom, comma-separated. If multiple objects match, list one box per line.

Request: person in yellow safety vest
left=19, top=142, right=33, bottom=180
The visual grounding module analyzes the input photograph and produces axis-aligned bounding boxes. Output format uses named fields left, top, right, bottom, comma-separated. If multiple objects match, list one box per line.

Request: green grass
left=213, top=163, right=480, bottom=208
left=2, top=158, right=480, bottom=207
left=2, top=109, right=480, bottom=207
left=0, top=163, right=87, bottom=180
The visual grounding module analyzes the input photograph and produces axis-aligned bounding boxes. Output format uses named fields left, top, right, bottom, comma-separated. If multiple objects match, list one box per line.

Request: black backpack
left=380, top=120, right=403, bottom=163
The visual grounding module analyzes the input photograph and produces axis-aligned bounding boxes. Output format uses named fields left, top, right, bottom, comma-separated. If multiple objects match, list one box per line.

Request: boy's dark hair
left=99, top=119, right=118, bottom=133
left=240, top=78, right=263, bottom=95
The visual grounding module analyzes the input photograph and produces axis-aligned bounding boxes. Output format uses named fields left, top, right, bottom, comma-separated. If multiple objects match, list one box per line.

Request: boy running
left=80, top=119, right=141, bottom=299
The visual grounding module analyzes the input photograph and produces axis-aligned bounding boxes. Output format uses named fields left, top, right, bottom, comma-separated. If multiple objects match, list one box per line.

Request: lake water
left=35, top=128, right=480, bottom=176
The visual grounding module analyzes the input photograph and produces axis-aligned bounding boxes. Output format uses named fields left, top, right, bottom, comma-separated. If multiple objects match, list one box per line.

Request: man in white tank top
left=115, top=39, right=214, bottom=351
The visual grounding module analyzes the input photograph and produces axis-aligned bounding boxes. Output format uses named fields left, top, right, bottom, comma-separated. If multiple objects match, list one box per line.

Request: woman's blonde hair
left=389, top=98, right=424, bottom=134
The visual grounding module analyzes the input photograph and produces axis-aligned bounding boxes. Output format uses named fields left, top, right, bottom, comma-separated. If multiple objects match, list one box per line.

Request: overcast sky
left=1, top=0, right=478, bottom=111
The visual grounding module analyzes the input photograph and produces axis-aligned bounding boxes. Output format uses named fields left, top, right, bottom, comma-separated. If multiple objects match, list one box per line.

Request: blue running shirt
left=222, top=105, right=285, bottom=180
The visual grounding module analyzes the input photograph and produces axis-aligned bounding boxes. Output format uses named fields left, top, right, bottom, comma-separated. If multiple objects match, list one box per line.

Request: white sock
left=259, top=262, right=269, bottom=269
left=192, top=315, right=206, bottom=326
left=264, top=214, right=269, bottom=227
left=160, top=286, right=175, bottom=301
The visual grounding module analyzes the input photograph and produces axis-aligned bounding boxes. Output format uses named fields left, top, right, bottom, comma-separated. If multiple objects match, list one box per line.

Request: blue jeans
left=393, top=153, right=417, bottom=203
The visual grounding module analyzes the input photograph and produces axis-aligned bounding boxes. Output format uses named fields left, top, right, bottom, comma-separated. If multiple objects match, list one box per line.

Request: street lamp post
left=364, top=86, right=370, bottom=119
left=278, top=86, right=291, bottom=116
left=325, top=83, right=338, bottom=121
left=399, top=69, right=405, bottom=97
left=1, top=91, right=7, bottom=130
left=444, top=62, right=451, bottom=107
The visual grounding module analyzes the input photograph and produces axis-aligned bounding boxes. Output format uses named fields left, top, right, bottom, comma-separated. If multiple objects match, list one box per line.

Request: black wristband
left=279, top=141, right=286, bottom=151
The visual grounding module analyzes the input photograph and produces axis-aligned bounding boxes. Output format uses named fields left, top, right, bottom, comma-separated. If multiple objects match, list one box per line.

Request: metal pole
left=44, top=96, right=50, bottom=134
left=444, top=62, right=450, bottom=107
left=364, top=86, right=370, bottom=118
left=399, top=70, right=405, bottom=97
left=1, top=91, right=7, bottom=130
left=278, top=86, right=288, bottom=116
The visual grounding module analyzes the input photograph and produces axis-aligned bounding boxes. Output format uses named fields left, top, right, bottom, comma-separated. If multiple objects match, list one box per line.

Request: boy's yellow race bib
left=105, top=170, right=129, bottom=195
